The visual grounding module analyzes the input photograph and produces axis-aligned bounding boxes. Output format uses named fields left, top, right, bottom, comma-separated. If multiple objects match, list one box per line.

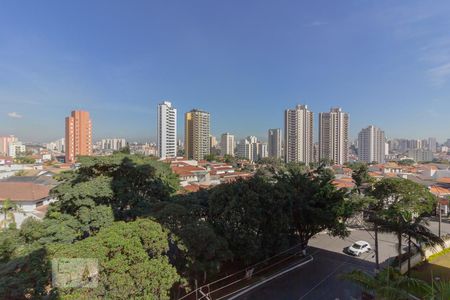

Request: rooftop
left=0, top=182, right=51, bottom=202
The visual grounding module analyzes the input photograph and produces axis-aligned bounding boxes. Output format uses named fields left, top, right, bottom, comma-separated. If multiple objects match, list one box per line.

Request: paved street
left=236, top=220, right=450, bottom=300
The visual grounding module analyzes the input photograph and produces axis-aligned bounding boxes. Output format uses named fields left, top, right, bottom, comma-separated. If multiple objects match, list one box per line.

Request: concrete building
left=185, top=109, right=210, bottom=160
left=65, top=110, right=92, bottom=163
left=407, top=149, right=434, bottom=162
left=284, top=105, right=314, bottom=164
left=210, top=135, right=218, bottom=149
left=100, top=138, right=127, bottom=151
left=319, top=107, right=349, bottom=165
left=157, top=101, right=177, bottom=159
left=428, top=137, right=437, bottom=153
left=45, top=138, right=65, bottom=153
left=0, top=135, right=17, bottom=155
left=8, top=141, right=26, bottom=158
left=357, top=125, right=386, bottom=163
left=220, top=133, right=235, bottom=156
left=237, top=136, right=267, bottom=162
left=268, top=128, right=282, bottom=159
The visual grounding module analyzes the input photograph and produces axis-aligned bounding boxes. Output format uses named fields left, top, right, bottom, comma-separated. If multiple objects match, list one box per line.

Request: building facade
left=0, top=135, right=17, bottom=156
left=268, top=128, right=282, bottom=159
left=237, top=136, right=267, bottom=162
left=157, top=101, right=177, bottom=159
left=100, top=138, right=127, bottom=151
left=284, top=105, right=314, bottom=164
left=358, top=125, right=386, bottom=163
left=220, top=133, right=235, bottom=156
left=318, top=107, right=349, bottom=165
left=185, top=109, right=210, bottom=160
left=65, top=110, right=92, bottom=163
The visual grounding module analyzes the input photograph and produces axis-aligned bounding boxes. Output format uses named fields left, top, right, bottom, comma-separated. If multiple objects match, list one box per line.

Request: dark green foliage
left=0, top=247, right=52, bottom=299
left=50, top=154, right=179, bottom=226
left=275, top=164, right=354, bottom=250
left=49, top=219, right=180, bottom=300
left=209, top=175, right=292, bottom=264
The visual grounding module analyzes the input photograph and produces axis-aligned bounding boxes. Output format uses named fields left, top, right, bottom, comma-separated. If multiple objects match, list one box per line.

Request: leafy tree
left=0, top=247, right=51, bottom=299
left=152, top=201, right=231, bottom=283
left=14, top=156, right=36, bottom=164
left=208, top=175, right=291, bottom=263
left=20, top=214, right=82, bottom=245
left=369, top=178, right=440, bottom=267
left=350, top=162, right=372, bottom=194
left=49, top=219, right=180, bottom=300
left=398, top=159, right=415, bottom=166
left=0, top=228, right=22, bottom=263
left=1, top=198, right=22, bottom=229
left=50, top=154, right=179, bottom=223
left=275, top=164, right=356, bottom=253
left=204, top=153, right=217, bottom=162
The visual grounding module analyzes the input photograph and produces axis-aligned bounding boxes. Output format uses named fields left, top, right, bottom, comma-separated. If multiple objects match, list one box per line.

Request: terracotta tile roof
left=437, top=177, right=450, bottom=184
left=332, top=179, right=355, bottom=189
left=171, top=165, right=207, bottom=177
left=0, top=182, right=50, bottom=202
left=430, top=185, right=450, bottom=196
left=183, top=185, right=201, bottom=192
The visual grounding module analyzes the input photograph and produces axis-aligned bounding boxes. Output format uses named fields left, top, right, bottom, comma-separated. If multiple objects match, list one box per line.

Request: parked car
left=347, top=241, right=371, bottom=256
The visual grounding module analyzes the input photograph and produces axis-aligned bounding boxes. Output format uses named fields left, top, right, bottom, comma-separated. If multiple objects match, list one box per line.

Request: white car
left=347, top=241, right=371, bottom=256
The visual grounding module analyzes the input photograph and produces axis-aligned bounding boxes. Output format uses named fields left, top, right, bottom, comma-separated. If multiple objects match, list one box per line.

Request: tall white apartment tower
left=157, top=101, right=177, bottom=159
left=318, top=107, right=349, bottom=165
left=220, top=133, right=235, bottom=156
left=358, top=125, right=386, bottom=163
left=268, top=129, right=282, bottom=159
left=284, top=105, right=314, bottom=164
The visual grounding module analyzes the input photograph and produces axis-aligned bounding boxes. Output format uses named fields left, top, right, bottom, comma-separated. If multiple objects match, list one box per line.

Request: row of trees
left=350, top=162, right=444, bottom=275
left=0, top=155, right=442, bottom=299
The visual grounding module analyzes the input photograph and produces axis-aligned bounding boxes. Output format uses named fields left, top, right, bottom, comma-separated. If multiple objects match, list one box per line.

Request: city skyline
left=2, top=1, right=450, bottom=142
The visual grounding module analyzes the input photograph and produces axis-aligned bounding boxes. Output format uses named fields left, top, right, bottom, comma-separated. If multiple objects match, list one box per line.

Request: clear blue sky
left=1, top=0, right=450, bottom=143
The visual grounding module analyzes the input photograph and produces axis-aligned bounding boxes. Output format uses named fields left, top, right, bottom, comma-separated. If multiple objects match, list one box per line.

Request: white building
left=100, top=138, right=127, bottom=151
left=8, top=141, right=26, bottom=158
left=157, top=101, right=177, bottom=159
left=284, top=105, right=314, bottom=164
left=237, top=136, right=267, bottom=162
left=268, top=128, right=282, bottom=159
left=358, top=125, right=386, bottom=163
left=220, top=133, right=235, bottom=156
left=45, top=138, right=65, bottom=153
left=407, top=149, right=434, bottom=162
left=319, top=107, right=349, bottom=165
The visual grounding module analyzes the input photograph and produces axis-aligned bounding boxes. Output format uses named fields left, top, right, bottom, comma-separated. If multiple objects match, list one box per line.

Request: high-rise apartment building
left=318, top=107, right=349, bottom=165
left=268, top=128, right=282, bottom=159
left=100, top=138, right=127, bottom=151
left=0, top=135, right=17, bottom=155
left=157, top=101, right=177, bottom=159
left=65, top=110, right=92, bottom=163
left=284, top=105, right=314, bottom=164
left=185, top=109, right=210, bottom=160
left=236, top=136, right=267, bottom=162
left=220, top=133, right=235, bottom=156
left=428, top=137, right=437, bottom=153
left=358, top=125, right=386, bottom=163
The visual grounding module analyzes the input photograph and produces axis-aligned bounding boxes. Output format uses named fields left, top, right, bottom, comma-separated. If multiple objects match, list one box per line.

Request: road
left=236, top=220, right=450, bottom=300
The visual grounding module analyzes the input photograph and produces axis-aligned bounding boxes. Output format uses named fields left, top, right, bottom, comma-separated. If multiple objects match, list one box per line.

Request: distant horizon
left=2, top=1, right=450, bottom=143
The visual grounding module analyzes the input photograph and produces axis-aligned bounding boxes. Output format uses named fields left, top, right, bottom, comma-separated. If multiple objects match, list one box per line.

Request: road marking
left=297, top=250, right=372, bottom=300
